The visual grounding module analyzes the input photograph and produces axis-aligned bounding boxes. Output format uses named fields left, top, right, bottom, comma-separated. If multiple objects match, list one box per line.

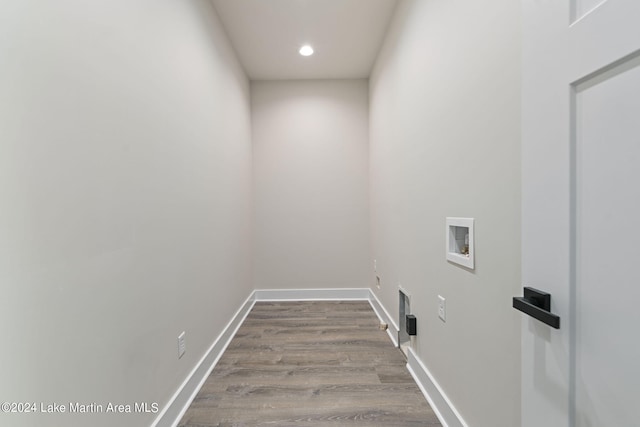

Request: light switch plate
left=178, top=331, right=186, bottom=359
left=438, top=295, right=446, bottom=322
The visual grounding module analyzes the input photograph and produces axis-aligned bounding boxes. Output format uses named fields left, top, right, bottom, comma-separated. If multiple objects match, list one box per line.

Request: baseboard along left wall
left=150, top=288, right=456, bottom=427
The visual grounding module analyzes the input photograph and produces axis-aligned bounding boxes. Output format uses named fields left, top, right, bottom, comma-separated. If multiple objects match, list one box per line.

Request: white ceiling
left=210, top=0, right=398, bottom=81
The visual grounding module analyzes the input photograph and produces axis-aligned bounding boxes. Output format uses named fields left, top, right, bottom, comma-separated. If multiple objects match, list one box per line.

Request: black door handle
left=513, top=287, right=560, bottom=329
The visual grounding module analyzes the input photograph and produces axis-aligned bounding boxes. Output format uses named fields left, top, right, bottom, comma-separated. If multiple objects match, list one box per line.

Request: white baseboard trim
left=406, top=347, right=468, bottom=427
left=254, top=287, right=370, bottom=301
left=367, top=289, right=399, bottom=347
left=151, top=291, right=257, bottom=427
left=152, top=287, right=465, bottom=427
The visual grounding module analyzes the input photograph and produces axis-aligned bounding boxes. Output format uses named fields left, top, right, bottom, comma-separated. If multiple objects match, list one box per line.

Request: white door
left=521, top=1, right=640, bottom=426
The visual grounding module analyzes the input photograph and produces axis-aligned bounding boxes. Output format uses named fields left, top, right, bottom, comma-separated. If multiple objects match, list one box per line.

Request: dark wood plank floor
left=178, top=301, right=442, bottom=427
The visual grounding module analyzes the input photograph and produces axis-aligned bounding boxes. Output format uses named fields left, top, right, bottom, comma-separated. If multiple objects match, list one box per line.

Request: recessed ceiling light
left=299, top=45, right=314, bottom=56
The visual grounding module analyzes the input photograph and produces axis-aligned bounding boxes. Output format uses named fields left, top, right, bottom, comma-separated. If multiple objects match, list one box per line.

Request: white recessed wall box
left=446, top=217, right=474, bottom=269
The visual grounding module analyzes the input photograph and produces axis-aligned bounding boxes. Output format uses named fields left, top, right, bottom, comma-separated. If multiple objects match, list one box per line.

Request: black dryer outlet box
left=406, top=314, right=417, bottom=336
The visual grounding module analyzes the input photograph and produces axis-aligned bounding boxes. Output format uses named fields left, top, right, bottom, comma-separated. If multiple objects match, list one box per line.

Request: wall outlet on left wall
left=178, top=331, right=186, bottom=359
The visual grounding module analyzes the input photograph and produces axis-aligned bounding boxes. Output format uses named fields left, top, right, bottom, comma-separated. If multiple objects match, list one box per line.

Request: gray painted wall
left=251, top=80, right=371, bottom=290
left=369, top=1, right=522, bottom=426
left=0, top=2, right=252, bottom=426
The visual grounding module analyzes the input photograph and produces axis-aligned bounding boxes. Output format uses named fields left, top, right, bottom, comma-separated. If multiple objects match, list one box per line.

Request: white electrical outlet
left=438, top=295, right=446, bottom=322
left=178, top=331, right=186, bottom=359
left=374, top=259, right=377, bottom=272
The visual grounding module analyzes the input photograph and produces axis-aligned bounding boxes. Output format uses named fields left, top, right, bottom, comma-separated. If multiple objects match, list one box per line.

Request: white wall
left=0, top=2, right=252, bottom=426
left=369, top=1, right=521, bottom=426
left=252, top=80, right=370, bottom=290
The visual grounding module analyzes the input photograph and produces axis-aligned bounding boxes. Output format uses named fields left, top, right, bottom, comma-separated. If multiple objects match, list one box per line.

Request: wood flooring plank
left=178, top=301, right=442, bottom=427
